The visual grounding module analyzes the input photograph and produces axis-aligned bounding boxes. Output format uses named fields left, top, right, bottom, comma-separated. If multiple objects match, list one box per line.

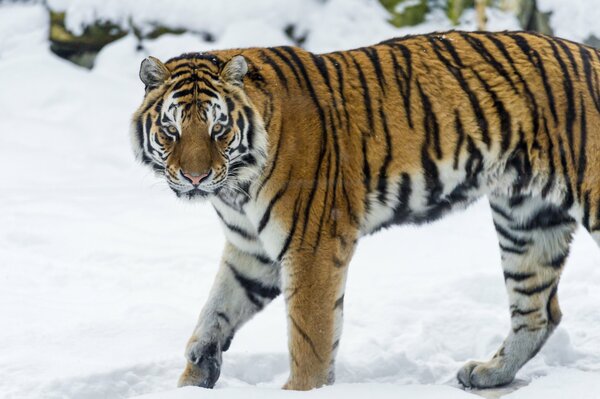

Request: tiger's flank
left=131, top=31, right=600, bottom=390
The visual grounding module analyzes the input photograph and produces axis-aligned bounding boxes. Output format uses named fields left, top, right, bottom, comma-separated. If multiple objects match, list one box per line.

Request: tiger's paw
left=457, top=360, right=515, bottom=389
left=177, top=340, right=222, bottom=388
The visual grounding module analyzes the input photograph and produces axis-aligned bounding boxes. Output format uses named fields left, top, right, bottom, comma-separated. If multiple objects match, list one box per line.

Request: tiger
left=131, top=30, right=600, bottom=391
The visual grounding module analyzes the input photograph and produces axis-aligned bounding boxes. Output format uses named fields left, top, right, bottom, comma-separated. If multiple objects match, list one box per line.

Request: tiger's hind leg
left=458, top=194, right=577, bottom=389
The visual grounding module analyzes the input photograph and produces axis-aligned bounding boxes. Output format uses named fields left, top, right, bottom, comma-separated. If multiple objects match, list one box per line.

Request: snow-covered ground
left=1, top=2, right=599, bottom=399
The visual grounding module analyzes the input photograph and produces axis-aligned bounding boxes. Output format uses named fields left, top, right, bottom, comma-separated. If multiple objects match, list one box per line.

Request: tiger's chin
left=172, top=187, right=211, bottom=201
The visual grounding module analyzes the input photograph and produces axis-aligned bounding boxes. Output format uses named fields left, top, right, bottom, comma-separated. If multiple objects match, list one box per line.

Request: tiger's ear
left=220, top=55, right=247, bottom=87
left=139, top=56, right=169, bottom=88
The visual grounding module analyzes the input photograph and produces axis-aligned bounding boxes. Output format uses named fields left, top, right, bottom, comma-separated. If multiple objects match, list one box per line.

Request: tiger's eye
left=167, top=125, right=178, bottom=134
left=213, top=123, right=223, bottom=133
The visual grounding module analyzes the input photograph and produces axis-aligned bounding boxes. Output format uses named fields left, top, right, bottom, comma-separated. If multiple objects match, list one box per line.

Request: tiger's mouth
left=169, top=176, right=229, bottom=200
left=172, top=186, right=211, bottom=200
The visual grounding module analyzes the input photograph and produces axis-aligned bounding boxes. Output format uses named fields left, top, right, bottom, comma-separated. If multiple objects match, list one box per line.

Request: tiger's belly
left=361, top=161, right=489, bottom=236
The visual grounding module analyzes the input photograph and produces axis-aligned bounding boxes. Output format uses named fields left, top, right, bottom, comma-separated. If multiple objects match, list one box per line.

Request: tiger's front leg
left=178, top=242, right=280, bottom=388
left=281, top=233, right=356, bottom=390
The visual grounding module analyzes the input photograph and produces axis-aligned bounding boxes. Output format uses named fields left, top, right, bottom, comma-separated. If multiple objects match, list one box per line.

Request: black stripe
left=315, top=56, right=343, bottom=131
left=427, top=36, right=490, bottom=147
left=490, top=203, right=512, bottom=220
left=512, top=206, right=575, bottom=231
left=332, top=339, right=340, bottom=351
left=513, top=279, right=555, bottom=296
left=341, top=177, right=361, bottom=227
left=576, top=94, right=588, bottom=198
left=277, top=196, right=302, bottom=261
left=135, top=117, right=152, bottom=164
left=541, top=116, right=557, bottom=198
left=256, top=125, right=283, bottom=197
left=143, top=113, right=156, bottom=159
left=311, top=53, right=332, bottom=90
left=259, top=50, right=289, bottom=90
left=216, top=312, right=230, bottom=324
left=289, top=315, right=323, bottom=362
left=471, top=69, right=512, bottom=154
left=374, top=172, right=413, bottom=232
left=227, top=262, right=280, bottom=305
left=580, top=46, right=600, bottom=113
left=242, top=106, right=255, bottom=151
left=333, top=256, right=344, bottom=268
left=326, top=53, right=352, bottom=134
left=349, top=53, right=375, bottom=129
left=494, top=222, right=531, bottom=247
left=485, top=33, right=541, bottom=140
left=394, top=173, right=412, bottom=222
left=547, top=251, right=569, bottom=269
left=215, top=209, right=255, bottom=240
left=453, top=110, right=465, bottom=169
left=555, top=39, right=581, bottom=79
left=387, top=43, right=414, bottom=129
left=507, top=128, right=533, bottom=193
left=279, top=47, right=330, bottom=245
left=508, top=33, right=558, bottom=125
left=513, top=324, right=530, bottom=334
left=582, top=191, right=591, bottom=231
left=325, top=106, right=342, bottom=236
left=546, top=38, right=577, bottom=165
left=461, top=32, right=519, bottom=94
left=499, top=243, right=528, bottom=255
left=311, top=55, right=343, bottom=238
left=359, top=47, right=386, bottom=92
left=557, top=135, right=575, bottom=209
left=196, top=76, right=220, bottom=92
left=510, top=195, right=527, bottom=208
left=313, top=148, right=333, bottom=250
left=511, top=307, right=539, bottom=317
left=595, top=199, right=600, bottom=232
left=504, top=271, right=535, bottom=282
left=197, top=88, right=219, bottom=99
left=252, top=253, right=272, bottom=265
left=258, top=176, right=291, bottom=233
left=416, top=80, right=442, bottom=159
left=376, top=106, right=393, bottom=204
left=267, top=47, right=303, bottom=88
left=361, top=133, right=371, bottom=213
left=169, top=69, right=192, bottom=80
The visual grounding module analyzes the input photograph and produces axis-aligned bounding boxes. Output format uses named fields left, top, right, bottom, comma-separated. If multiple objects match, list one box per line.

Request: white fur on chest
left=211, top=192, right=285, bottom=262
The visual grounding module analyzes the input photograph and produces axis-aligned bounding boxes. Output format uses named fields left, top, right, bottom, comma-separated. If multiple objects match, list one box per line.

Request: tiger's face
left=131, top=54, right=266, bottom=200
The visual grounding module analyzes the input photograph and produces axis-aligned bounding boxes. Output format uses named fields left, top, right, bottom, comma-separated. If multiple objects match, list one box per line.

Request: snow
left=135, top=384, right=476, bottom=399
left=1, top=2, right=599, bottom=399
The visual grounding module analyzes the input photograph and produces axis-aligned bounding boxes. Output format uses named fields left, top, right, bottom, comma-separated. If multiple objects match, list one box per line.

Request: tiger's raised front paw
left=457, top=360, right=515, bottom=389
left=177, top=340, right=222, bottom=388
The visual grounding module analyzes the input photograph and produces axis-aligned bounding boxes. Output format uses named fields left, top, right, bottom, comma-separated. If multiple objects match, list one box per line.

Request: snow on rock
left=46, top=0, right=522, bottom=55
left=1, top=2, right=599, bottom=399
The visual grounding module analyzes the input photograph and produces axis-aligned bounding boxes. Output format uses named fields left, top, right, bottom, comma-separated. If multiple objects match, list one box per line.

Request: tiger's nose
left=182, top=170, right=210, bottom=186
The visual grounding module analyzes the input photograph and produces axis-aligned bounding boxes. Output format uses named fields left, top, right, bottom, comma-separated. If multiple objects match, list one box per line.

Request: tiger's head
left=131, top=53, right=267, bottom=200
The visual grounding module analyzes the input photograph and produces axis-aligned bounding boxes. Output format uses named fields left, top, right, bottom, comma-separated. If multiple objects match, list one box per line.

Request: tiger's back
left=131, top=30, right=600, bottom=391
left=244, top=31, right=600, bottom=239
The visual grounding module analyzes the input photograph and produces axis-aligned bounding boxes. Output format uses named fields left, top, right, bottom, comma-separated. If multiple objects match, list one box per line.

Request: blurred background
left=2, top=0, right=599, bottom=69
left=1, top=1, right=600, bottom=399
